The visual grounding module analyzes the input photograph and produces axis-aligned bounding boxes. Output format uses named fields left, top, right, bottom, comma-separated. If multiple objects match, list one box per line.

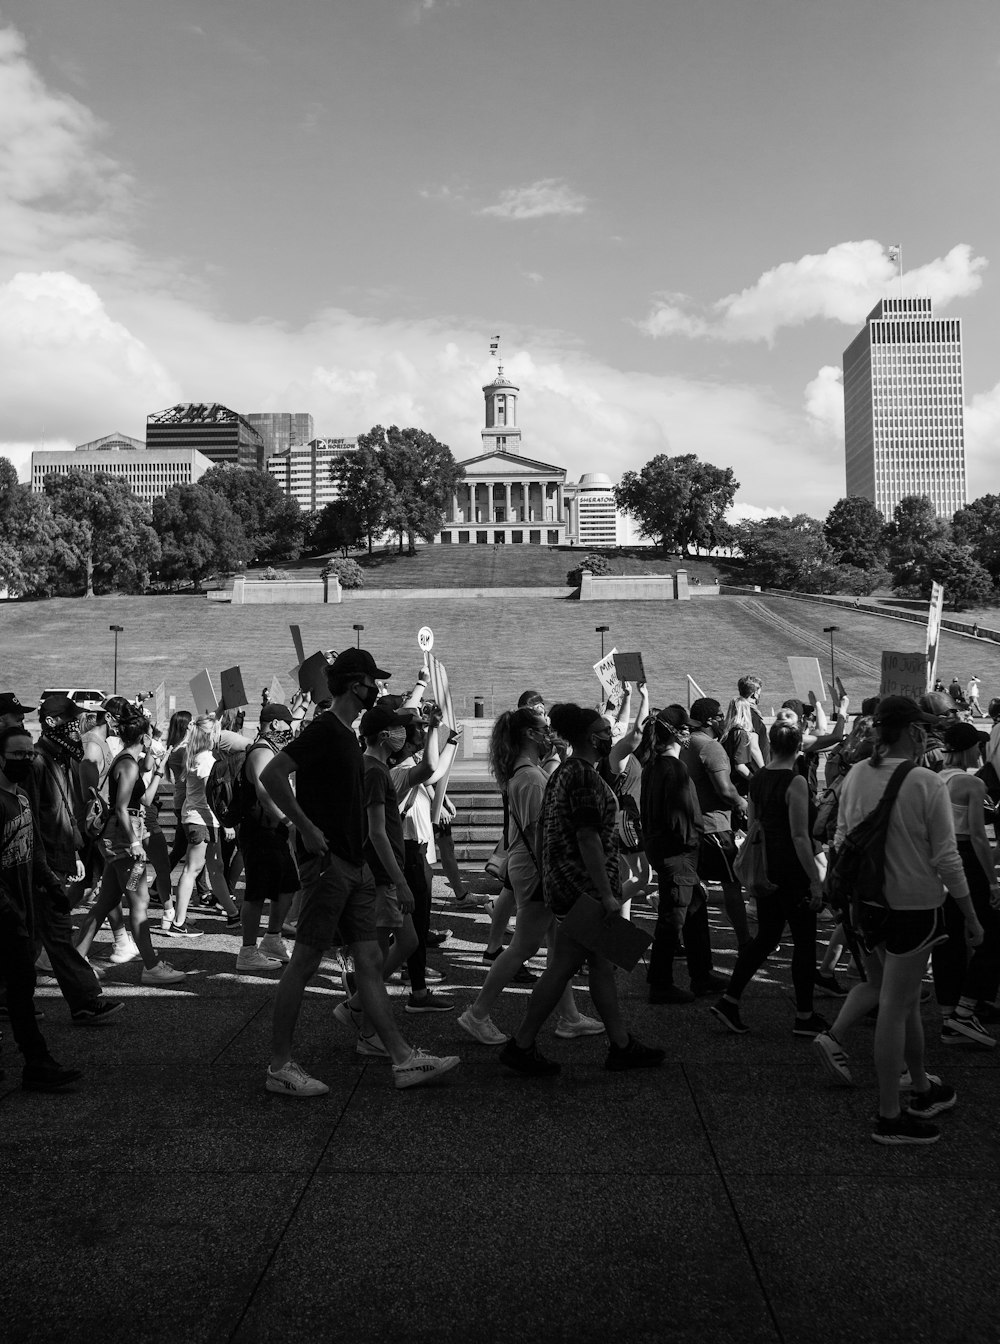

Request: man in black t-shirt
left=259, top=649, right=459, bottom=1097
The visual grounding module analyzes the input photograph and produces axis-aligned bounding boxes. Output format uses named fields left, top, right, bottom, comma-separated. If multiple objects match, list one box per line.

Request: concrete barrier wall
left=722, top=586, right=997, bottom=643
left=579, top=573, right=676, bottom=600
left=230, top=576, right=342, bottom=604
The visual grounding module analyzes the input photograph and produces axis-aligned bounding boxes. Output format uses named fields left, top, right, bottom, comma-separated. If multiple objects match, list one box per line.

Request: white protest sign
left=418, top=626, right=434, bottom=652
left=686, top=674, right=707, bottom=708
left=153, top=681, right=167, bottom=730
left=593, top=648, right=622, bottom=703
left=189, top=669, right=218, bottom=716
left=787, top=657, right=827, bottom=705
left=880, top=651, right=926, bottom=700
left=268, top=675, right=286, bottom=705
left=926, top=581, right=944, bottom=692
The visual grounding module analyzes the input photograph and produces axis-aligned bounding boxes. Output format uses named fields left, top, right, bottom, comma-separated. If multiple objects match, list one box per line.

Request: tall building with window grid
left=267, top=437, right=358, bottom=511
left=842, top=296, right=966, bottom=521
left=31, top=433, right=212, bottom=506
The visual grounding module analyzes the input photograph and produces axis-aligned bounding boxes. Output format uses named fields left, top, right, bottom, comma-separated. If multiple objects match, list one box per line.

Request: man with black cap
left=0, top=692, right=34, bottom=732
left=234, top=703, right=300, bottom=973
left=258, top=649, right=459, bottom=1096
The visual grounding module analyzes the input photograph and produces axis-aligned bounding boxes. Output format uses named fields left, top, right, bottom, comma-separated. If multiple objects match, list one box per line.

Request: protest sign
left=298, top=651, right=331, bottom=700
left=613, top=652, right=646, bottom=685
left=268, top=675, right=285, bottom=705
left=880, top=651, right=926, bottom=700
left=220, top=665, right=248, bottom=711
left=686, top=675, right=706, bottom=708
left=189, top=669, right=218, bottom=716
left=153, top=681, right=167, bottom=730
left=418, top=626, right=434, bottom=652
left=926, top=582, right=944, bottom=691
left=787, top=657, right=827, bottom=705
left=593, top=648, right=622, bottom=702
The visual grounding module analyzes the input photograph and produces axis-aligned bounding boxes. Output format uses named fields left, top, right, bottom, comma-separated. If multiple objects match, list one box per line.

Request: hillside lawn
left=3, top=592, right=996, bottom=719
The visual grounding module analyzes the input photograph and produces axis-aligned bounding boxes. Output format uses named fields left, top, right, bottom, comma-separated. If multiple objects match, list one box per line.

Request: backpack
left=732, top=815, right=776, bottom=897
left=82, top=786, right=109, bottom=840
left=206, top=751, right=248, bottom=828
left=608, top=758, right=644, bottom=854
left=812, top=773, right=844, bottom=847
left=825, top=761, right=915, bottom=952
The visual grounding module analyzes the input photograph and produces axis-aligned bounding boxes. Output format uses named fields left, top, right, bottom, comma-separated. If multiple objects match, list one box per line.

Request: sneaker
left=454, top=891, right=490, bottom=908
left=792, top=1013, right=829, bottom=1038
left=265, top=1060, right=330, bottom=1097
left=482, top=947, right=504, bottom=964
left=340, top=968, right=357, bottom=999
left=690, top=974, right=728, bottom=996
left=399, top=965, right=446, bottom=984
left=499, top=1038, right=561, bottom=1077
left=814, top=970, right=849, bottom=998
left=649, top=985, right=695, bottom=1005
left=281, top=922, right=298, bottom=938
left=164, top=922, right=202, bottom=939
left=425, top=928, right=453, bottom=948
left=903, top=1079, right=957, bottom=1119
left=140, top=960, right=187, bottom=986
left=648, top=894, right=660, bottom=913
left=85, top=958, right=106, bottom=981
left=813, top=1031, right=853, bottom=1086
left=606, top=1034, right=666, bottom=1071
left=899, top=1069, right=942, bottom=1090
left=356, top=1031, right=390, bottom=1058
left=871, top=1112, right=940, bottom=1145
left=235, top=947, right=282, bottom=973
left=333, top=999, right=363, bottom=1033
left=457, top=1009, right=507, bottom=1045
left=22, top=1059, right=83, bottom=1092
left=71, top=1000, right=124, bottom=1025
left=392, top=1048, right=460, bottom=1089
left=555, top=1014, right=605, bottom=1039
left=941, top=1013, right=997, bottom=1048
left=226, top=914, right=242, bottom=931
left=710, top=999, right=749, bottom=1034
left=258, top=933, right=292, bottom=964
left=405, top=990, right=456, bottom=1014
left=109, top=935, right=141, bottom=964
left=156, top=921, right=174, bottom=936
left=512, top=966, right=538, bottom=985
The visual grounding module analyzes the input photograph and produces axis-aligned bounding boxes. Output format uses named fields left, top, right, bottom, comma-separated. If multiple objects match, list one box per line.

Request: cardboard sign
left=425, top=652, right=456, bottom=730
left=220, top=665, right=248, bottom=711
left=268, top=675, right=286, bottom=705
left=787, top=657, right=826, bottom=706
left=298, top=650, right=331, bottom=701
left=593, top=648, right=622, bottom=702
left=560, top=897, right=652, bottom=971
left=153, top=681, right=167, bottom=730
left=880, top=651, right=926, bottom=700
left=289, top=624, right=306, bottom=666
left=686, top=675, right=707, bottom=708
left=418, top=626, right=434, bottom=652
left=613, top=652, right=646, bottom=685
left=189, top=669, right=218, bottom=716
left=926, top=582, right=944, bottom=692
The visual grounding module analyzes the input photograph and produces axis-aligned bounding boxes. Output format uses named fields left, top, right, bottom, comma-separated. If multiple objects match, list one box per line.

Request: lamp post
left=595, top=625, right=610, bottom=659
left=352, top=624, right=364, bottom=649
left=823, top=625, right=840, bottom=701
left=109, top=624, right=124, bottom=694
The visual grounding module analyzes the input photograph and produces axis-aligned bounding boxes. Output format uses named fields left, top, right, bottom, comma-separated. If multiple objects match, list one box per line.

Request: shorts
left=375, top=882, right=405, bottom=930
left=296, top=852, right=377, bottom=950
left=184, top=822, right=218, bottom=846
left=241, top=826, right=299, bottom=903
left=697, top=831, right=738, bottom=886
left=880, top=906, right=948, bottom=958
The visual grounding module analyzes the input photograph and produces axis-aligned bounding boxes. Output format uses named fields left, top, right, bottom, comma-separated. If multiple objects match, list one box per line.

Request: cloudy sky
left=3, top=0, right=999, bottom=517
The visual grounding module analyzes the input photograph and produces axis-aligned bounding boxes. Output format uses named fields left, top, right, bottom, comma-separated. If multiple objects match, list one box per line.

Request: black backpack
left=206, top=750, right=250, bottom=828
left=826, top=761, right=915, bottom=952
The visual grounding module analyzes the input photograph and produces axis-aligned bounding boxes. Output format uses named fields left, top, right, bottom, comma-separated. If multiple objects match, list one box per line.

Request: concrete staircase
left=444, top=776, right=505, bottom=864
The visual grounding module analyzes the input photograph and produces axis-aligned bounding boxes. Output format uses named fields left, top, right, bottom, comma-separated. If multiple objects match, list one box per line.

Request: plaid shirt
left=541, top=757, right=620, bottom=916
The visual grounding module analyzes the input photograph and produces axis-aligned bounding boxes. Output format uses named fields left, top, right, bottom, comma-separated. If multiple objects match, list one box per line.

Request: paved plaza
left=3, top=881, right=998, bottom=1344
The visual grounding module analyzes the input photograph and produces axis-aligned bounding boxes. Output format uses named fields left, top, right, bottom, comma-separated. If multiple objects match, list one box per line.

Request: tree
left=824, top=496, right=887, bottom=569
left=333, top=440, right=393, bottom=553
left=0, top=458, right=79, bottom=598
left=151, top=483, right=250, bottom=590
left=736, top=515, right=839, bottom=593
left=614, top=454, right=738, bottom=554
left=307, top=499, right=365, bottom=557
left=952, top=495, right=1000, bottom=583
left=43, top=469, right=160, bottom=597
left=200, top=466, right=304, bottom=563
left=924, top=541, right=994, bottom=610
left=363, top=424, right=463, bottom=555
left=883, top=494, right=948, bottom=593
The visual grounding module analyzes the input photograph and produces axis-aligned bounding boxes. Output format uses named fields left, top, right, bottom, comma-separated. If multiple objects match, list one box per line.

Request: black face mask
left=43, top=722, right=84, bottom=761
left=354, top=682, right=379, bottom=711
left=2, top=758, right=32, bottom=784
left=593, top=735, right=613, bottom=759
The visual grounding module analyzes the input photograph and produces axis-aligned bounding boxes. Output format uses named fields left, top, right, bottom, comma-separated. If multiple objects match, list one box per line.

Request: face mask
left=267, top=726, right=293, bottom=749
left=355, top=682, right=379, bottom=711
left=44, top=721, right=84, bottom=761
left=592, top=734, right=613, bottom=759
left=385, top=727, right=408, bottom=754
left=2, top=758, right=32, bottom=784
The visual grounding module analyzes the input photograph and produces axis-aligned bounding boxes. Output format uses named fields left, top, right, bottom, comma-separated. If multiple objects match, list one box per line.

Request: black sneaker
left=22, top=1059, right=84, bottom=1092
left=814, top=971, right=849, bottom=998
left=226, top=914, right=242, bottom=931
left=606, top=1035, right=666, bottom=1071
left=482, top=947, right=504, bottom=964
left=792, top=1013, right=829, bottom=1037
left=871, top=1112, right=940, bottom=1145
left=71, top=1000, right=124, bottom=1025
left=512, top=966, right=538, bottom=984
left=165, top=922, right=202, bottom=938
left=903, top=1079, right=957, bottom=1119
left=649, top=985, right=695, bottom=1005
left=710, top=999, right=749, bottom=1034
left=499, top=1038, right=561, bottom=1077
left=426, top=928, right=453, bottom=948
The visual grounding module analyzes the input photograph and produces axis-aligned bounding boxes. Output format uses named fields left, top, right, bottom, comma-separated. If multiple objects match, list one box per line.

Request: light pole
left=109, top=624, right=124, bottom=694
left=823, top=625, right=840, bottom=701
left=595, top=625, right=610, bottom=659
left=352, top=623, right=364, bottom=649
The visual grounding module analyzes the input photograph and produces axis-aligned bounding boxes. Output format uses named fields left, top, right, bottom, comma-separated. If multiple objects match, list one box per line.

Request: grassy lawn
left=3, top=591, right=996, bottom=718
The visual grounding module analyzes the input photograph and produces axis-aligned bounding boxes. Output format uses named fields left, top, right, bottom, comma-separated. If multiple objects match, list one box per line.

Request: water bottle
left=125, top=857, right=146, bottom=893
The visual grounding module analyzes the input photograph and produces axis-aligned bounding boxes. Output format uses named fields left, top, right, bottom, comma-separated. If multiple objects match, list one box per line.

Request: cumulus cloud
left=965, top=381, right=1000, bottom=499
left=480, top=178, right=587, bottom=221
left=727, top=503, right=792, bottom=523
left=804, top=365, right=845, bottom=440
left=637, top=241, right=988, bottom=345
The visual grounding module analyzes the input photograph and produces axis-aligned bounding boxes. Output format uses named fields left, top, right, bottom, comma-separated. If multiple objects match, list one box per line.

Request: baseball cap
left=942, top=720, right=981, bottom=752
left=259, top=703, right=294, bottom=725
left=518, top=689, right=545, bottom=710
left=0, top=692, right=35, bottom=716
left=656, top=705, right=692, bottom=731
left=329, top=648, right=391, bottom=680
left=359, top=704, right=410, bottom=738
left=873, top=695, right=938, bottom=726
left=39, top=693, right=84, bottom=721
left=919, top=691, right=958, bottom=717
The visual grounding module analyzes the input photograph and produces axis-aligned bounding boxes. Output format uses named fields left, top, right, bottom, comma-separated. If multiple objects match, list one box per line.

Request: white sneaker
left=141, top=960, right=187, bottom=985
left=110, top=935, right=140, bottom=965
left=555, top=1014, right=605, bottom=1039
left=458, top=1008, right=508, bottom=1045
left=85, top=958, right=106, bottom=981
left=393, top=1048, right=461, bottom=1089
left=235, top=946, right=282, bottom=973
left=453, top=891, right=490, bottom=908
left=333, top=999, right=364, bottom=1033
left=258, top=933, right=291, bottom=963
left=356, top=1032, right=390, bottom=1058
left=265, top=1060, right=330, bottom=1097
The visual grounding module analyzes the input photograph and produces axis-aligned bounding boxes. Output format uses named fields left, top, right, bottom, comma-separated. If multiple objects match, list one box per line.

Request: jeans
left=0, top=920, right=49, bottom=1064
left=34, top=886, right=102, bottom=1013
left=647, top=855, right=713, bottom=987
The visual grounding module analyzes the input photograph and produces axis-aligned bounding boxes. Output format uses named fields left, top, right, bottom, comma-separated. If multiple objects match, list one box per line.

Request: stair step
left=451, top=810, right=504, bottom=827
left=449, top=826, right=504, bottom=843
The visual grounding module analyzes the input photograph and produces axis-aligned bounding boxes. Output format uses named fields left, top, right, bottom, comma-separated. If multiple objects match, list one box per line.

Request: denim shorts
left=296, top=852, right=377, bottom=950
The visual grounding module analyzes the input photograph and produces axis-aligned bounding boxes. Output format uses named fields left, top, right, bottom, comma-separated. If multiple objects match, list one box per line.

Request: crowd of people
left=2, top=655, right=999, bottom=1143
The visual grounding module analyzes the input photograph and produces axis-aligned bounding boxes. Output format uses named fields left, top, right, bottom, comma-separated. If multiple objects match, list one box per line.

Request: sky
left=2, top=0, right=999, bottom=518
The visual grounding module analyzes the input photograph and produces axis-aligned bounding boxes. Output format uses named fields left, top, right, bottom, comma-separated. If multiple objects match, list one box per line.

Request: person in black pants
left=712, top=721, right=827, bottom=1036
left=639, top=705, right=720, bottom=1003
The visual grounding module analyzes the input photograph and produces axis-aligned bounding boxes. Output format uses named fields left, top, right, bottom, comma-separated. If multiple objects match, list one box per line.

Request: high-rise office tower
left=146, top=404, right=265, bottom=470
left=246, top=412, right=314, bottom=460
left=842, top=297, right=966, bottom=521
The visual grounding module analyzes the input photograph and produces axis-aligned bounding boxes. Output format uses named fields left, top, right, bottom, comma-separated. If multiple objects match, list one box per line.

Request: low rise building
left=267, top=437, right=358, bottom=512
left=31, top=433, right=212, bottom=506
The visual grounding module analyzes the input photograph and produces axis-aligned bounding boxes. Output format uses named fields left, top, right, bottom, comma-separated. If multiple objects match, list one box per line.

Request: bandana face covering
left=44, top=721, right=84, bottom=762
